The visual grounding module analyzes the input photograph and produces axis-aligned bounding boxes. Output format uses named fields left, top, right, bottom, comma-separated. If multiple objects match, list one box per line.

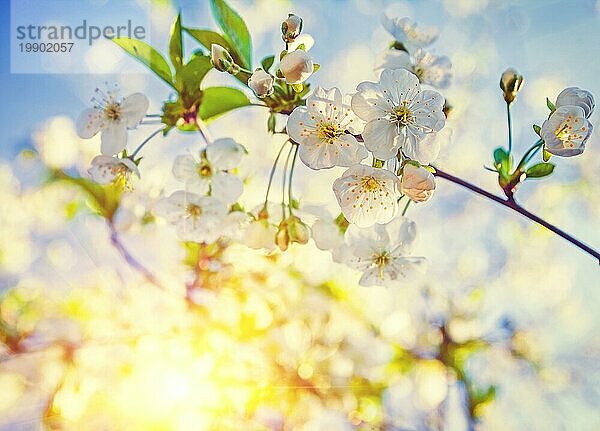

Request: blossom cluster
left=285, top=66, right=445, bottom=285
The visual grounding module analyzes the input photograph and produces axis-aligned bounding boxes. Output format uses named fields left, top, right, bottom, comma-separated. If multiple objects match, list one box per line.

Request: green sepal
left=525, top=162, right=555, bottom=178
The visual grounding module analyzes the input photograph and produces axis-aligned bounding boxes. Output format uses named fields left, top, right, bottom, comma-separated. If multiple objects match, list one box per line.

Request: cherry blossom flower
left=155, top=191, right=228, bottom=243
left=376, top=49, right=452, bottom=89
left=88, top=155, right=140, bottom=185
left=400, top=164, right=436, bottom=202
left=351, top=68, right=446, bottom=161
left=76, top=85, right=149, bottom=156
left=333, top=164, right=400, bottom=228
left=279, top=50, right=314, bottom=84
left=554, top=87, right=595, bottom=118
left=287, top=87, right=368, bottom=169
left=541, top=106, right=592, bottom=157
left=381, top=15, right=439, bottom=49
left=172, top=138, right=246, bottom=204
left=343, top=217, right=426, bottom=286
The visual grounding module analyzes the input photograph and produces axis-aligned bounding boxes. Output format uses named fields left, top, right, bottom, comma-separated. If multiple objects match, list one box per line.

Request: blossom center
left=554, top=116, right=584, bottom=147
left=186, top=204, right=202, bottom=217
left=110, top=163, right=129, bottom=176
left=198, top=163, right=212, bottom=177
left=317, top=122, right=343, bottom=144
left=373, top=252, right=389, bottom=268
left=104, top=102, right=121, bottom=121
left=391, top=101, right=413, bottom=126
left=362, top=176, right=381, bottom=191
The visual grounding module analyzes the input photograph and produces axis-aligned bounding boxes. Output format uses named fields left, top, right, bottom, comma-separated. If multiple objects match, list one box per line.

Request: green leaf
left=493, top=147, right=512, bottom=178
left=113, top=38, right=174, bottom=89
left=209, top=0, right=252, bottom=68
left=533, top=124, right=541, bottom=136
left=169, top=13, right=184, bottom=70
left=546, top=97, right=555, bottom=112
left=543, top=149, right=552, bottom=162
left=261, top=55, right=275, bottom=72
left=525, top=162, right=555, bottom=178
left=176, top=53, right=212, bottom=95
left=198, top=87, right=251, bottom=122
left=52, top=171, right=122, bottom=219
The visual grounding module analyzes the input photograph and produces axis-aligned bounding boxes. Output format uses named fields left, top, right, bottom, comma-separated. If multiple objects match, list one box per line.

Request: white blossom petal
left=375, top=49, right=413, bottom=73
left=287, top=107, right=313, bottom=144
left=210, top=172, right=243, bottom=204
left=172, top=154, right=198, bottom=182
left=206, top=138, right=246, bottom=170
left=121, top=93, right=149, bottom=129
left=76, top=108, right=104, bottom=139
left=363, top=119, right=403, bottom=160
left=100, top=123, right=128, bottom=155
left=402, top=131, right=441, bottom=165
left=555, top=87, right=594, bottom=119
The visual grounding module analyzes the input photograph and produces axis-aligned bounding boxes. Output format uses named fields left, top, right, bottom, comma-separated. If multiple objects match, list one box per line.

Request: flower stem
left=281, top=143, right=295, bottom=218
left=197, top=117, right=213, bottom=145
left=506, top=102, right=513, bottom=154
left=288, top=143, right=299, bottom=213
left=131, top=127, right=165, bottom=158
left=401, top=199, right=411, bottom=216
left=516, top=139, right=544, bottom=170
left=263, top=140, right=290, bottom=210
left=433, top=166, right=600, bottom=264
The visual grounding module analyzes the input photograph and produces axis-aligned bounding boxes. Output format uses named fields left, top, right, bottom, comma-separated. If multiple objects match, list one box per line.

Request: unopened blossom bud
left=400, top=164, right=436, bottom=203
left=248, top=68, right=274, bottom=98
left=211, top=44, right=239, bottom=74
left=275, top=220, right=290, bottom=251
left=279, top=50, right=314, bottom=84
left=286, top=215, right=310, bottom=245
left=500, top=67, right=524, bottom=104
left=281, top=14, right=303, bottom=43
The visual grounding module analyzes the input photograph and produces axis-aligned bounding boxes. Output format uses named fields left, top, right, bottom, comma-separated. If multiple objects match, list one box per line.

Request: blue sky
left=1, top=0, right=599, bottom=160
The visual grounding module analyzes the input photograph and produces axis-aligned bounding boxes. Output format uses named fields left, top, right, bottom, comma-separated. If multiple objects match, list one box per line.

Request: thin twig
left=263, top=140, right=290, bottom=210
left=197, top=117, right=213, bottom=145
left=287, top=143, right=299, bottom=213
left=433, top=166, right=600, bottom=264
left=131, top=127, right=165, bottom=158
left=108, top=223, right=165, bottom=286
